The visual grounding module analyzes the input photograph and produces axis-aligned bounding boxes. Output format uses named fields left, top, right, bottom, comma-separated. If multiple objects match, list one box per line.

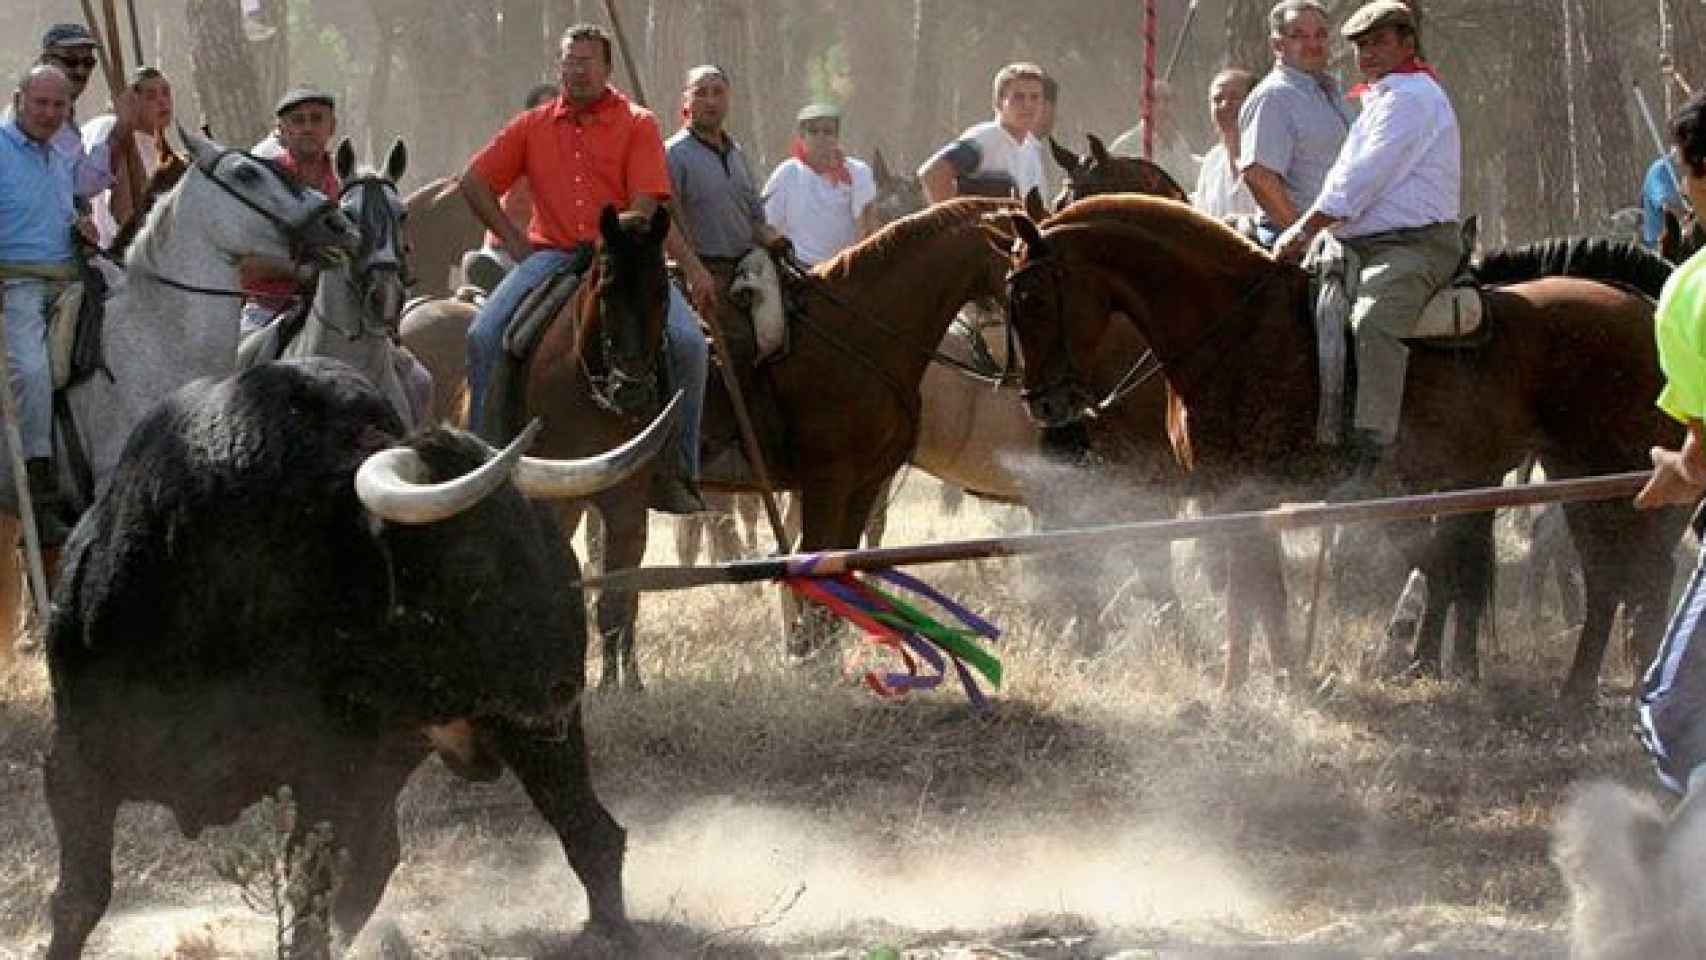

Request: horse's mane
left=817, top=196, right=1014, bottom=283
left=1041, top=193, right=1270, bottom=264
left=1474, top=237, right=1673, bottom=300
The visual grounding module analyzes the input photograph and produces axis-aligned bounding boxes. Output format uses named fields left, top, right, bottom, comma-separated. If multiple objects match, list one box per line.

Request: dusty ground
left=0, top=474, right=1666, bottom=958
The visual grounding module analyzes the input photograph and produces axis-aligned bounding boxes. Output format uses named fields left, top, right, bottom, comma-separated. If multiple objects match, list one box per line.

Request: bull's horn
left=511, top=391, right=682, bottom=499
left=355, top=419, right=543, bottom=524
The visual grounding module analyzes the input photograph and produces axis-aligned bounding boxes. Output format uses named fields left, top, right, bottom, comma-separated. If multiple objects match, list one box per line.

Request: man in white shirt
left=917, top=62, right=1048, bottom=205
left=1273, top=0, right=1462, bottom=448
left=1192, top=68, right=1260, bottom=220
left=763, top=103, right=878, bottom=266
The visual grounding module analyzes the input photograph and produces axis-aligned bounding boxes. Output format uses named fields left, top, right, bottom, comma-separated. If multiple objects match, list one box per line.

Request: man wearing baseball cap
left=31, top=23, right=139, bottom=201
left=1272, top=0, right=1461, bottom=455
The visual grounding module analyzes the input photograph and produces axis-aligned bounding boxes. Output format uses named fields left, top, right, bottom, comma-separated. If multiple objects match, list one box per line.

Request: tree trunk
left=1226, top=0, right=1269, bottom=77
left=1572, top=0, right=1641, bottom=224
left=186, top=0, right=269, bottom=146
left=904, top=0, right=944, bottom=169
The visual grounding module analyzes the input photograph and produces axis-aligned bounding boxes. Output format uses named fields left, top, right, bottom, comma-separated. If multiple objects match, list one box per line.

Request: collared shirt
left=1237, top=63, right=1354, bottom=228
left=1314, top=71, right=1460, bottom=239
left=470, top=87, right=670, bottom=251
left=665, top=127, right=766, bottom=259
left=1656, top=248, right=1706, bottom=422
left=761, top=156, right=876, bottom=266
left=240, top=144, right=342, bottom=310
left=1191, top=142, right=1259, bottom=219
left=927, top=119, right=1046, bottom=200
left=0, top=118, right=79, bottom=264
left=1644, top=153, right=1687, bottom=248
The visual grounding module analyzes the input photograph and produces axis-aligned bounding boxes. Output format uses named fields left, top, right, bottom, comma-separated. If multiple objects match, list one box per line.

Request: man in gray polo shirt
left=1238, top=0, right=1354, bottom=245
left=664, top=64, right=791, bottom=476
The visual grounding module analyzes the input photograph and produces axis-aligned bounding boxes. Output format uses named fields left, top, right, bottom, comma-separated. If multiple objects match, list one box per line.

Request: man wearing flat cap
left=240, top=87, right=342, bottom=336
left=1273, top=0, right=1461, bottom=455
left=761, top=103, right=879, bottom=267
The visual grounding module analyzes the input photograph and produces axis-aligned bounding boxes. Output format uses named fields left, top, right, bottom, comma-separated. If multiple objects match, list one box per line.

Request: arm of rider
left=664, top=213, right=717, bottom=317
left=1273, top=208, right=1342, bottom=264
left=459, top=169, right=531, bottom=263
left=756, top=222, right=792, bottom=260
left=918, top=155, right=959, bottom=206
left=1637, top=420, right=1706, bottom=509
left=1242, top=164, right=1301, bottom=229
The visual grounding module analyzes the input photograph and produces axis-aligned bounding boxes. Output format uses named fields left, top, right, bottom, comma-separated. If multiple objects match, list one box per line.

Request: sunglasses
left=48, top=54, right=98, bottom=70
left=801, top=123, right=839, bottom=135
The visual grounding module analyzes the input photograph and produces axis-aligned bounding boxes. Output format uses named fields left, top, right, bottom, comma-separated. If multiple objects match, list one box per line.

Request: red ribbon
left=791, top=136, right=852, bottom=186
left=1349, top=58, right=1442, bottom=99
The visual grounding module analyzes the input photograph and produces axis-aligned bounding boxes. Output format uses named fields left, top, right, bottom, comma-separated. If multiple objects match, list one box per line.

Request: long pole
left=1634, top=80, right=1694, bottom=214
left=599, top=0, right=649, bottom=112
left=1162, top=0, right=1200, bottom=84
left=0, top=316, right=53, bottom=629
left=1141, top=0, right=1157, bottom=160
left=583, top=471, right=1654, bottom=594
left=125, top=0, right=146, bottom=70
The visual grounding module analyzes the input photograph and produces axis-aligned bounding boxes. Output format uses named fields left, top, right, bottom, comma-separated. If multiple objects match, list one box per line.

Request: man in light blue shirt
left=1238, top=0, right=1354, bottom=245
left=1643, top=150, right=1688, bottom=249
left=0, top=65, right=97, bottom=544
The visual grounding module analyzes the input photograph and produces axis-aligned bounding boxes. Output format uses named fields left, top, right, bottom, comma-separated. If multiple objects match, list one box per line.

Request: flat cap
left=796, top=102, right=842, bottom=123
left=41, top=23, right=100, bottom=49
left=1342, top=0, right=1416, bottom=40
left=275, top=86, right=335, bottom=116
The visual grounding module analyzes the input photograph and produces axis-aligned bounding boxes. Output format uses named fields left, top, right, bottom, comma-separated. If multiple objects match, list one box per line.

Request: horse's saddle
left=503, top=245, right=593, bottom=360
left=1303, top=218, right=1484, bottom=444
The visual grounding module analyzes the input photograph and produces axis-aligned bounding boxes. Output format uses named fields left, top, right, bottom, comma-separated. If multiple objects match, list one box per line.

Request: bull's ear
left=384, top=138, right=409, bottom=183
left=335, top=137, right=357, bottom=183
left=1023, top=187, right=1049, bottom=222
left=871, top=146, right=892, bottom=182
left=1048, top=136, right=1079, bottom=173
left=1087, top=132, right=1110, bottom=163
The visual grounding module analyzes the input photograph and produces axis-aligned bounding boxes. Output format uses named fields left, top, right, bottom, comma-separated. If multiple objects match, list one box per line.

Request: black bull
left=43, top=358, right=641, bottom=956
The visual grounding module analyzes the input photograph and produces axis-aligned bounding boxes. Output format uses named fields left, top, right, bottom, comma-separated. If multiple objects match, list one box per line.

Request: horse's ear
left=1087, top=132, right=1110, bottom=163
left=599, top=204, right=622, bottom=242
left=647, top=202, right=671, bottom=240
left=1023, top=187, right=1049, bottom=222
left=1048, top=136, right=1079, bottom=173
left=871, top=147, right=892, bottom=183
left=178, top=124, right=219, bottom=167
left=384, top=138, right=409, bottom=183
left=1008, top=212, right=1050, bottom=259
left=335, top=138, right=357, bottom=183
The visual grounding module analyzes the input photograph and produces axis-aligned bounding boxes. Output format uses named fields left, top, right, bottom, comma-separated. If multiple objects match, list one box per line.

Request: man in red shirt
left=239, top=87, right=342, bottom=335
left=461, top=23, right=707, bottom=513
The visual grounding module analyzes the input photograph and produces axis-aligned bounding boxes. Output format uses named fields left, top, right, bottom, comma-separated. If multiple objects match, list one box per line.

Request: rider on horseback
left=1272, top=0, right=1462, bottom=454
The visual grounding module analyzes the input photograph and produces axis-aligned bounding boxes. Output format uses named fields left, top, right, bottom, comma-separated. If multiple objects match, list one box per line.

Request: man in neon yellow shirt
left=1637, top=93, right=1706, bottom=799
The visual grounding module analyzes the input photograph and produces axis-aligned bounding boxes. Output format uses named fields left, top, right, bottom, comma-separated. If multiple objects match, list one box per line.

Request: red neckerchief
left=791, top=135, right=851, bottom=186
left=1348, top=58, right=1441, bottom=99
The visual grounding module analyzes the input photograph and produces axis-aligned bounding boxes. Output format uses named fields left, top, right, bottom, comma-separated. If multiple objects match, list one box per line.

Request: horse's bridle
left=320, top=175, right=411, bottom=341
left=582, top=245, right=665, bottom=417
left=196, top=147, right=347, bottom=264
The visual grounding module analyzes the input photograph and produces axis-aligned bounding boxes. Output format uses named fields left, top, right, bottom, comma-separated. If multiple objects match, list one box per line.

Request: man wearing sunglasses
left=31, top=23, right=139, bottom=202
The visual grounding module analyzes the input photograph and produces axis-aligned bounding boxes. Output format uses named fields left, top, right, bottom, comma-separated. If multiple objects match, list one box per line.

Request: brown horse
left=1048, top=134, right=1188, bottom=208
left=403, top=176, right=483, bottom=298
left=1000, top=194, right=1687, bottom=697
left=401, top=206, right=672, bottom=691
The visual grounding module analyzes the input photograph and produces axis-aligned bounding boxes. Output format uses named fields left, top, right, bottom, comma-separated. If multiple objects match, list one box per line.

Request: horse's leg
left=0, top=518, right=18, bottom=668
left=674, top=514, right=704, bottom=566
left=1558, top=500, right=1631, bottom=700
left=593, top=493, right=649, bottom=693
left=1224, top=532, right=1289, bottom=690
left=708, top=495, right=745, bottom=562
left=863, top=475, right=894, bottom=548
left=1441, top=511, right=1495, bottom=683
left=1385, top=518, right=1447, bottom=678
left=736, top=493, right=761, bottom=554
left=790, top=487, right=852, bottom=658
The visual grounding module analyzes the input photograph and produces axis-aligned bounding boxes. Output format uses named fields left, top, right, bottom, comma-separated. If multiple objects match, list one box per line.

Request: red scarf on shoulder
left=1349, top=58, right=1441, bottom=99
left=791, top=136, right=852, bottom=186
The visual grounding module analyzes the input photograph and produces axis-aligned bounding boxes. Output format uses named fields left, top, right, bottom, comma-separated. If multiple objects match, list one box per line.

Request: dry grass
left=0, top=476, right=1666, bottom=957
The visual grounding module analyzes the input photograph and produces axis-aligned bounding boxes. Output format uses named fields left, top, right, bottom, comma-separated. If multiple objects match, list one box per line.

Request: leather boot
left=25, top=458, right=71, bottom=547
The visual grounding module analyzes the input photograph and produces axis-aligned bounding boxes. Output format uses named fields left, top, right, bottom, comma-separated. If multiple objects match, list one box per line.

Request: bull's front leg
left=44, top=737, right=118, bottom=960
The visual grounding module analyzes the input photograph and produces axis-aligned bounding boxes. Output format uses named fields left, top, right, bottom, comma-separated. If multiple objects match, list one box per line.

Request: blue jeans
left=664, top=281, right=707, bottom=477
left=0, top=280, right=56, bottom=459
left=467, top=248, right=578, bottom=434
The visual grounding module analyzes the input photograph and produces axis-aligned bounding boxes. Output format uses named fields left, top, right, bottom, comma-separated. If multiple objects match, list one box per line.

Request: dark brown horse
left=400, top=206, right=672, bottom=691
left=1048, top=134, right=1188, bottom=209
left=1000, top=194, right=1687, bottom=697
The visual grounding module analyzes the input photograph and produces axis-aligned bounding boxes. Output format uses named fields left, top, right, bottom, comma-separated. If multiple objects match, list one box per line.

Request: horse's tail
left=1473, top=237, right=1673, bottom=300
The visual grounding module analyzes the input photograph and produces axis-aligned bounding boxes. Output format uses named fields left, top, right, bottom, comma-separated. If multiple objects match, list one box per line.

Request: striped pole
left=1142, top=0, right=1157, bottom=160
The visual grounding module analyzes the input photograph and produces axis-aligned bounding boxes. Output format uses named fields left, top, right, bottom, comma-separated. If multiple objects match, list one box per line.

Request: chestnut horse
left=1001, top=194, right=1687, bottom=697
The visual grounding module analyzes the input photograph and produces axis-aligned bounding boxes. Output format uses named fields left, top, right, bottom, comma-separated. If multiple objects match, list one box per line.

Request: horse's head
left=870, top=147, right=926, bottom=226
left=1050, top=134, right=1188, bottom=211
left=997, top=211, right=1108, bottom=428
left=177, top=125, right=360, bottom=268
left=587, top=204, right=671, bottom=416
left=333, top=137, right=412, bottom=337
left=1661, top=208, right=1706, bottom=264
